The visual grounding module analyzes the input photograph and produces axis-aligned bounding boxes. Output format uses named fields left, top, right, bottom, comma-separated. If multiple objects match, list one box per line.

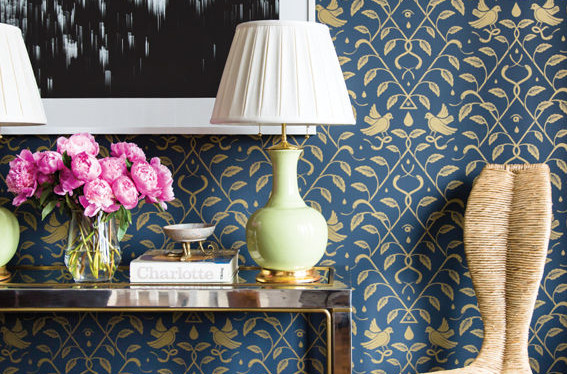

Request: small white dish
left=162, top=223, right=216, bottom=243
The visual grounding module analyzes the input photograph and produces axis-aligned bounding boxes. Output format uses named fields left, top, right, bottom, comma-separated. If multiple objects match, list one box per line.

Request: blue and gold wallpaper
left=1, top=0, right=567, bottom=373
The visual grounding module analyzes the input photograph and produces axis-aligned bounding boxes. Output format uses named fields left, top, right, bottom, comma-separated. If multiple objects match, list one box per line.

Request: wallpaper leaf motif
left=0, top=0, right=566, bottom=373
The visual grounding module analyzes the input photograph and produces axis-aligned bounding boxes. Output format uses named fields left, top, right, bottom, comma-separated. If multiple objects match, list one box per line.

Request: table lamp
left=210, top=21, right=355, bottom=283
left=0, top=23, right=47, bottom=282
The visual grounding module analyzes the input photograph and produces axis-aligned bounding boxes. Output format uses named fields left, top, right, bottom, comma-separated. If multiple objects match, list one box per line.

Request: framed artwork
left=1, top=0, right=316, bottom=135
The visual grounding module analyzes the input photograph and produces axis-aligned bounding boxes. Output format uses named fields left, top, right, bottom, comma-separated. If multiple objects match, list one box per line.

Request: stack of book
left=129, top=249, right=238, bottom=283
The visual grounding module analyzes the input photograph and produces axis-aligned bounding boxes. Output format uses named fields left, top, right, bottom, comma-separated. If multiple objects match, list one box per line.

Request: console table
left=0, top=266, right=352, bottom=374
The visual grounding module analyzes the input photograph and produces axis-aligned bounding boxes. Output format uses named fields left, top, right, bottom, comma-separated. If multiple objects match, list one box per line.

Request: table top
left=0, top=266, right=351, bottom=311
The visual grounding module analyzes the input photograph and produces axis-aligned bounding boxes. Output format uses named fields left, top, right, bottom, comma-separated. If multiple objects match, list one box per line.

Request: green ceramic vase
left=246, top=149, right=327, bottom=271
left=0, top=207, right=20, bottom=268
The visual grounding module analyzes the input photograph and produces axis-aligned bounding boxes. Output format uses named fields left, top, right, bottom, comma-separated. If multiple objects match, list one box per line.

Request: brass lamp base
left=256, top=268, right=321, bottom=284
left=0, top=266, right=12, bottom=283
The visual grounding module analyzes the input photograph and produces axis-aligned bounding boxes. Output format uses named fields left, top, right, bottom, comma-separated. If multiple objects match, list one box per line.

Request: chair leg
left=421, top=165, right=513, bottom=373
left=502, top=164, right=552, bottom=374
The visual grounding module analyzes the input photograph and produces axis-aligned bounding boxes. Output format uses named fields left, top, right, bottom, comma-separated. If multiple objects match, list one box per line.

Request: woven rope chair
left=421, top=164, right=552, bottom=374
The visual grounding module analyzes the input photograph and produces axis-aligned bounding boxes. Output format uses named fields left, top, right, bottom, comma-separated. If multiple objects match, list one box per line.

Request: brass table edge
left=3, top=265, right=348, bottom=289
left=0, top=307, right=332, bottom=313
left=323, top=309, right=332, bottom=374
left=0, top=282, right=349, bottom=290
left=12, top=265, right=330, bottom=271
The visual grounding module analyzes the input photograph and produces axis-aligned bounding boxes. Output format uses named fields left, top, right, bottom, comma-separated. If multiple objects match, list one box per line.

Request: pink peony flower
left=6, top=150, right=37, bottom=206
left=71, top=153, right=102, bottom=182
left=37, top=173, right=54, bottom=185
left=54, top=167, right=84, bottom=196
left=79, top=179, right=119, bottom=217
left=112, top=176, right=139, bottom=210
left=111, top=142, right=146, bottom=163
left=131, top=161, right=159, bottom=199
left=57, top=133, right=99, bottom=158
left=35, top=151, right=63, bottom=174
left=150, top=157, right=175, bottom=207
left=100, top=156, right=127, bottom=183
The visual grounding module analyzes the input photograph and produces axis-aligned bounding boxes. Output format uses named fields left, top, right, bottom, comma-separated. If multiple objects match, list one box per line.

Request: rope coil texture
left=421, top=163, right=552, bottom=374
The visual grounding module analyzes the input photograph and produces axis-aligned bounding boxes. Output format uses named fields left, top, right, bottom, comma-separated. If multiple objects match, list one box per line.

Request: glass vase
left=64, top=210, right=121, bottom=282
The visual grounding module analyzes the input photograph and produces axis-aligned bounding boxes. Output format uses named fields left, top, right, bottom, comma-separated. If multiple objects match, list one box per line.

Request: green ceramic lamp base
left=0, top=207, right=20, bottom=283
left=246, top=144, right=328, bottom=283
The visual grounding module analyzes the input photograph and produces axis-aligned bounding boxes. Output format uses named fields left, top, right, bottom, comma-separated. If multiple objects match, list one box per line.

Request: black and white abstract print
left=0, top=0, right=278, bottom=98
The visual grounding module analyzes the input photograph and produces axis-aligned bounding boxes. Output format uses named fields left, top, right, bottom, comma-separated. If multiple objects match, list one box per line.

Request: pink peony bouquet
left=6, top=133, right=175, bottom=240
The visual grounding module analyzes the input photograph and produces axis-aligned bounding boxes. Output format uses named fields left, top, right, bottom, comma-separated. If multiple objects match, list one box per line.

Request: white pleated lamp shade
left=210, top=21, right=355, bottom=126
left=0, top=23, right=47, bottom=126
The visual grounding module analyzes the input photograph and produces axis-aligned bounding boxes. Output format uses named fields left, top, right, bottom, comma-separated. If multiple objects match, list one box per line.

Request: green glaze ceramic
left=246, top=149, right=328, bottom=271
left=0, top=207, right=20, bottom=267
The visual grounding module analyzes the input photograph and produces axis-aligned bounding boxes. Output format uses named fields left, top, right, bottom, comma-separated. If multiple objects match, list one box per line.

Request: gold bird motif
left=425, top=104, right=457, bottom=136
left=210, top=319, right=241, bottom=350
left=532, top=0, right=563, bottom=26
left=362, top=105, right=393, bottom=136
left=148, top=318, right=179, bottom=349
left=361, top=319, right=393, bottom=350
left=316, top=0, right=347, bottom=28
left=426, top=318, right=458, bottom=349
left=469, top=0, right=501, bottom=29
left=1, top=319, right=30, bottom=349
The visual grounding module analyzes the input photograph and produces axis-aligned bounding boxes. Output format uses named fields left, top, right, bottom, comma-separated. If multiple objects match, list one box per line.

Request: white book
left=129, top=249, right=238, bottom=283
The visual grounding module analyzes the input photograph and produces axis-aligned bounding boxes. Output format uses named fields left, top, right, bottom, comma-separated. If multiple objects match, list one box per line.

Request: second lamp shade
left=0, top=23, right=46, bottom=126
left=210, top=20, right=355, bottom=126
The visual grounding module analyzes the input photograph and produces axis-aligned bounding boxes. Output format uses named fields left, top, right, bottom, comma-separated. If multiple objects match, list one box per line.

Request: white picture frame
left=4, top=0, right=316, bottom=135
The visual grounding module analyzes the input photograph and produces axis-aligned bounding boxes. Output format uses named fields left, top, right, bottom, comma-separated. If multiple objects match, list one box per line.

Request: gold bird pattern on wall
left=316, top=0, right=348, bottom=27
left=425, top=319, right=458, bottom=350
left=0, top=320, right=30, bottom=350
left=0, top=0, right=566, bottom=373
left=362, top=105, right=394, bottom=136
left=425, top=104, right=457, bottom=136
left=470, top=0, right=502, bottom=29
left=531, top=0, right=563, bottom=26
left=148, top=318, right=179, bottom=349
left=362, top=319, right=393, bottom=350
left=211, top=319, right=242, bottom=350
